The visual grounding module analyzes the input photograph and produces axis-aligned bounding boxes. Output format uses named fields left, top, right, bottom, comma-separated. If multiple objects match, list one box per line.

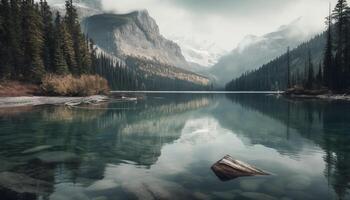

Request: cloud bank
left=101, top=0, right=336, bottom=51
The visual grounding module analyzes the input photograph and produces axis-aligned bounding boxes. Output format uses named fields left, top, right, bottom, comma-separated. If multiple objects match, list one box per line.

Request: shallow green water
left=0, top=93, right=349, bottom=200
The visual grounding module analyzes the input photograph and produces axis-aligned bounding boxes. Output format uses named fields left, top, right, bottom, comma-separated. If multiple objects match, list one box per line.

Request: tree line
left=0, top=0, right=92, bottom=83
left=226, top=0, right=350, bottom=92
left=0, top=0, right=210, bottom=91
left=92, top=55, right=212, bottom=91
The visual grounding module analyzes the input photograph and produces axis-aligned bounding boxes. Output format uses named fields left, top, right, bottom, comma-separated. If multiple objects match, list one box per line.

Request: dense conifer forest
left=0, top=0, right=93, bottom=82
left=226, top=0, right=350, bottom=92
left=0, top=0, right=210, bottom=91
left=92, top=55, right=212, bottom=91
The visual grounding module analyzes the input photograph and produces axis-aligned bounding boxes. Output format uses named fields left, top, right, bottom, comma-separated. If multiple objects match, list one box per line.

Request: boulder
left=239, top=192, right=277, bottom=200
left=211, top=155, right=270, bottom=181
left=36, top=151, right=79, bottom=164
left=0, top=172, right=51, bottom=194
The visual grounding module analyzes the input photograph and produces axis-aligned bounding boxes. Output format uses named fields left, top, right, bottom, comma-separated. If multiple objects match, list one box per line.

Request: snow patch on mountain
left=171, top=36, right=227, bottom=67
left=210, top=17, right=319, bottom=87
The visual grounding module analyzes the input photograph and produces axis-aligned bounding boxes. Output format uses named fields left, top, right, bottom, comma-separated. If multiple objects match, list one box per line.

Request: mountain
left=171, top=36, right=227, bottom=68
left=225, top=32, right=326, bottom=91
left=82, top=11, right=190, bottom=69
left=82, top=11, right=210, bottom=89
left=210, top=18, right=318, bottom=87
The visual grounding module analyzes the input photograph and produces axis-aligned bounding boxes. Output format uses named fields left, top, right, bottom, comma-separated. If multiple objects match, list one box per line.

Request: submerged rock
left=211, top=155, right=270, bottom=181
left=36, top=151, right=79, bottom=164
left=212, top=191, right=236, bottom=199
left=193, top=192, right=212, bottom=200
left=239, top=192, right=277, bottom=200
left=262, top=181, right=285, bottom=196
left=93, top=197, right=108, bottom=200
left=87, top=179, right=119, bottom=191
left=0, top=172, right=51, bottom=194
left=0, top=159, right=22, bottom=172
left=285, top=175, right=311, bottom=190
left=240, top=179, right=265, bottom=191
left=21, top=145, right=53, bottom=154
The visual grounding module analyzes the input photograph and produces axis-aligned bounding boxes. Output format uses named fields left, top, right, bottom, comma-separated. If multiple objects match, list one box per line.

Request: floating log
left=65, top=95, right=109, bottom=106
left=211, top=155, right=270, bottom=181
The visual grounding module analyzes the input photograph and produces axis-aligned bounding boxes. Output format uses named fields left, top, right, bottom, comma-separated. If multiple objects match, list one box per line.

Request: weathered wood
left=211, top=155, right=269, bottom=181
left=65, top=95, right=109, bottom=106
left=0, top=95, right=109, bottom=108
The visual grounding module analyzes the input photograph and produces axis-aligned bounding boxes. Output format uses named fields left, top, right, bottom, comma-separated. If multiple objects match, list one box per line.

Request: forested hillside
left=226, top=0, right=350, bottom=92
left=225, top=33, right=326, bottom=91
left=0, top=0, right=210, bottom=92
left=0, top=0, right=92, bottom=82
left=92, top=55, right=212, bottom=91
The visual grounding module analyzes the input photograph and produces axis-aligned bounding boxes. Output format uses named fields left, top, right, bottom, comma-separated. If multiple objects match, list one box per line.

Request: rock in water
left=21, top=145, right=53, bottom=154
left=0, top=172, right=51, bottom=194
left=211, top=155, right=269, bottom=181
left=36, top=151, right=79, bottom=164
left=239, top=192, right=277, bottom=200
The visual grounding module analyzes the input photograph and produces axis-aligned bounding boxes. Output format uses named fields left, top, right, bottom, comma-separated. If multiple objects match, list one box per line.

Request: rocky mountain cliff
left=82, top=11, right=190, bottom=69
left=210, top=18, right=317, bottom=87
left=48, top=0, right=102, bottom=19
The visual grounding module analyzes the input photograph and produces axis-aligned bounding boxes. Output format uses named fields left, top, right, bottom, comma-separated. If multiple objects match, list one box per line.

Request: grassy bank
left=0, top=81, right=40, bottom=97
left=0, top=75, right=109, bottom=97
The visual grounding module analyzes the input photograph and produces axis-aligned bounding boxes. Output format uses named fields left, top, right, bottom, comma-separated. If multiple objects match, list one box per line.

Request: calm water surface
left=0, top=93, right=349, bottom=200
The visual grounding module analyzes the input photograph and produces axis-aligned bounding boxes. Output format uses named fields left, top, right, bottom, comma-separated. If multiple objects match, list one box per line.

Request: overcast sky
left=101, top=0, right=337, bottom=51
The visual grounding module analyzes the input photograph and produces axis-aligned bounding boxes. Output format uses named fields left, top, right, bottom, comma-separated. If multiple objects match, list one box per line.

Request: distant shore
left=284, top=87, right=350, bottom=101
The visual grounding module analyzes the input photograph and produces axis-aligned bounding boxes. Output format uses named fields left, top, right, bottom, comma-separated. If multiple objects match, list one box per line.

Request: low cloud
left=101, top=0, right=337, bottom=51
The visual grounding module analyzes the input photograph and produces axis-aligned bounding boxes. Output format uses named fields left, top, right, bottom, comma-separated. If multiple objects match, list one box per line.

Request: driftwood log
left=211, top=155, right=269, bottom=181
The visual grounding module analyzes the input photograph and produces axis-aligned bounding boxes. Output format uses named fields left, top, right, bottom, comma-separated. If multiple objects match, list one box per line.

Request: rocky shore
left=284, top=87, right=350, bottom=101
left=0, top=95, right=109, bottom=108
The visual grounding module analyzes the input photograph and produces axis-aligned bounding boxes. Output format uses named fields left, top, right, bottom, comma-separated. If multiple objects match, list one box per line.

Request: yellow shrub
left=41, top=74, right=109, bottom=96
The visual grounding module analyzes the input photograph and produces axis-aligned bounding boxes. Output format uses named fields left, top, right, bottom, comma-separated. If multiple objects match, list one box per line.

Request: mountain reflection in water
left=0, top=93, right=349, bottom=200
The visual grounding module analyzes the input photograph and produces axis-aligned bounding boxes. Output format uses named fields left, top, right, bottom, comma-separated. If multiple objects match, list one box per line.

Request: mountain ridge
left=210, top=17, right=318, bottom=87
left=82, top=11, right=190, bottom=69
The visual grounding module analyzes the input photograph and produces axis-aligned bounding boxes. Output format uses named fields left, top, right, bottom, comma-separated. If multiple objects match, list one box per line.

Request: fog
left=101, top=0, right=338, bottom=51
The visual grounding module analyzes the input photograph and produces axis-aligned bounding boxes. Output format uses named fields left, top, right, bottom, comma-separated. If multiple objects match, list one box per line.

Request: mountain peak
left=277, top=17, right=303, bottom=31
left=83, top=10, right=189, bottom=69
left=211, top=17, right=317, bottom=86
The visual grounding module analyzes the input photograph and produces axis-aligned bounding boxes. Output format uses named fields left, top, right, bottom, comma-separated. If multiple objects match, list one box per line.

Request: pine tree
left=40, top=0, right=54, bottom=72
left=9, top=0, right=24, bottom=78
left=53, top=12, right=68, bottom=74
left=306, top=49, right=314, bottom=89
left=79, top=35, right=92, bottom=74
left=64, top=0, right=91, bottom=75
left=344, top=6, right=350, bottom=87
left=324, top=3, right=333, bottom=88
left=0, top=1, right=4, bottom=78
left=59, top=14, right=77, bottom=74
left=22, top=0, right=45, bottom=82
left=64, top=0, right=82, bottom=74
left=316, top=63, right=323, bottom=87
left=286, top=46, right=291, bottom=88
left=332, top=0, right=349, bottom=90
left=0, top=0, right=12, bottom=78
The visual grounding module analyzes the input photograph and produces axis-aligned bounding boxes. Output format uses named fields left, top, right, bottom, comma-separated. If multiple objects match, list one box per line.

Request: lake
left=0, top=93, right=349, bottom=200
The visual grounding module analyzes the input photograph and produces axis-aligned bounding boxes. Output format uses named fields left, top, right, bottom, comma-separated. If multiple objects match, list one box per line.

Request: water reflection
left=0, top=93, right=349, bottom=199
left=226, top=94, right=350, bottom=200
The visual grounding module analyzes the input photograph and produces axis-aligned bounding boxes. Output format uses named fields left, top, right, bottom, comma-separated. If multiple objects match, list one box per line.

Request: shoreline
left=285, top=93, right=350, bottom=101
left=0, top=95, right=109, bottom=108
left=283, top=88, right=350, bottom=101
